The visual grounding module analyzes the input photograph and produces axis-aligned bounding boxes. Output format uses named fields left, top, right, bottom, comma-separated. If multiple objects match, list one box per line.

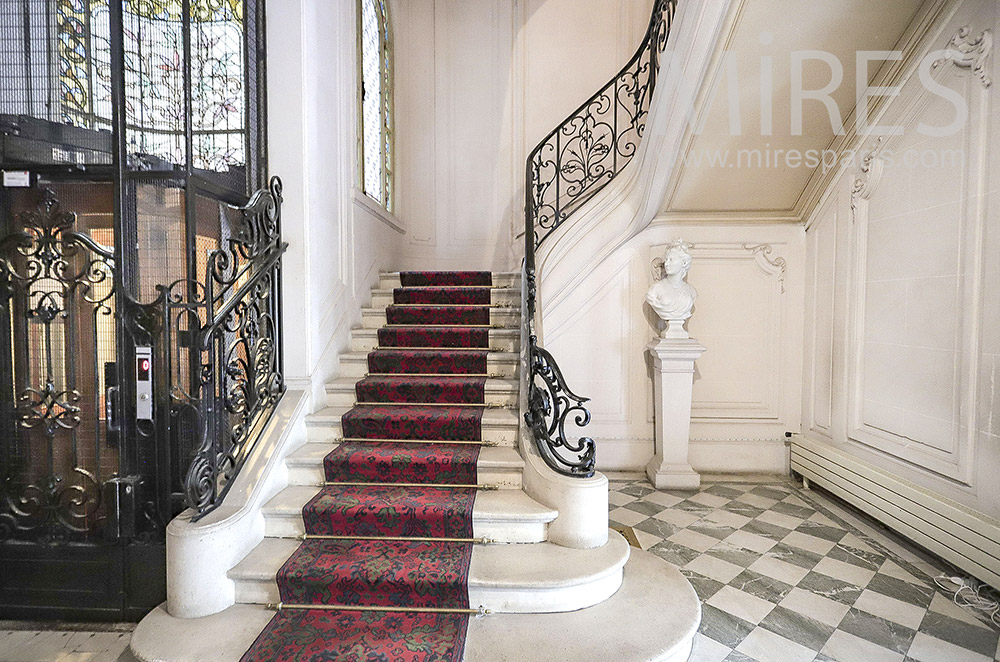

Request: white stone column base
left=647, top=337, right=706, bottom=492
left=645, top=459, right=701, bottom=490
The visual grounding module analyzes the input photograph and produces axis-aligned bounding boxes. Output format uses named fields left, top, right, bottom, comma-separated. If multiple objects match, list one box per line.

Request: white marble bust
left=646, top=240, right=697, bottom=334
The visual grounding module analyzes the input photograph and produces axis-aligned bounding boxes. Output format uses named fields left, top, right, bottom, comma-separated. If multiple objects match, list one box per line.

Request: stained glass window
left=55, top=0, right=246, bottom=174
left=358, top=0, right=392, bottom=211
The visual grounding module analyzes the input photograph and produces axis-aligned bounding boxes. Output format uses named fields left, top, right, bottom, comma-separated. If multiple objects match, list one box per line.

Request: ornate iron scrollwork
left=0, top=190, right=113, bottom=542
left=178, top=176, right=287, bottom=518
left=526, top=0, right=677, bottom=248
left=522, top=0, right=679, bottom=478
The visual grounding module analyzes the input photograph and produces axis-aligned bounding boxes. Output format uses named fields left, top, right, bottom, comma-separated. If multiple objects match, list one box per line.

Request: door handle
left=106, top=385, right=120, bottom=433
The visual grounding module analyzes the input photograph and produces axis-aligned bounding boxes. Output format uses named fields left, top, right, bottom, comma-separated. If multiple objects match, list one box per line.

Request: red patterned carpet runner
left=243, top=271, right=494, bottom=662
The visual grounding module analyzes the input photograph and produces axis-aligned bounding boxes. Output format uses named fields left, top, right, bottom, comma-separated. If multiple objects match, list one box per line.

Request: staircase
left=232, top=271, right=629, bottom=660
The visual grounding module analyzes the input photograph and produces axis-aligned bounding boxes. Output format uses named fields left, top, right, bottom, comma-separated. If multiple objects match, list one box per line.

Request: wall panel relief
left=844, top=22, right=992, bottom=485
left=660, top=241, right=790, bottom=422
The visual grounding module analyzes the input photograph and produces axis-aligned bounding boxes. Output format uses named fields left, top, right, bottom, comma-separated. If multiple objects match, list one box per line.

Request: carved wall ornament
left=850, top=143, right=885, bottom=223
left=647, top=239, right=697, bottom=336
left=742, top=243, right=787, bottom=294
left=935, top=27, right=994, bottom=88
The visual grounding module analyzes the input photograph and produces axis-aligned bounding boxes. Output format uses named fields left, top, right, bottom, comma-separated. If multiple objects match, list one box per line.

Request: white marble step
left=284, top=443, right=525, bottom=488
left=305, top=405, right=519, bottom=446
left=337, top=350, right=520, bottom=379
left=325, top=376, right=519, bottom=408
left=229, top=531, right=628, bottom=614
left=379, top=271, right=521, bottom=290
left=371, top=287, right=520, bottom=308
left=259, top=484, right=557, bottom=542
left=132, top=549, right=699, bottom=662
left=361, top=307, right=520, bottom=330
left=349, top=327, right=521, bottom=353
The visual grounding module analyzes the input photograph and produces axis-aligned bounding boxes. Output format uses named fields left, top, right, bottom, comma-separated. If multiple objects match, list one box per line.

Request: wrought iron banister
left=523, top=0, right=678, bottom=477
left=132, top=177, right=287, bottom=519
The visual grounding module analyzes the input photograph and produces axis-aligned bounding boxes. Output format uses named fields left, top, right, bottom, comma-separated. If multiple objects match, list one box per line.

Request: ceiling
left=661, top=0, right=927, bottom=219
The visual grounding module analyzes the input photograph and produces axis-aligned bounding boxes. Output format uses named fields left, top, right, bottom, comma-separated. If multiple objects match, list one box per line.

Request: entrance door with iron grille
left=0, top=183, right=133, bottom=619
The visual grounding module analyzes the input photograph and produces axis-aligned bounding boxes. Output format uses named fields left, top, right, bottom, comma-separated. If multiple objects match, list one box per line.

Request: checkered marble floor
left=608, top=477, right=1000, bottom=662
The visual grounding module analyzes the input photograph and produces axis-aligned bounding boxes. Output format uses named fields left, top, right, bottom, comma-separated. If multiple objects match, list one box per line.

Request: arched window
left=358, top=0, right=393, bottom=211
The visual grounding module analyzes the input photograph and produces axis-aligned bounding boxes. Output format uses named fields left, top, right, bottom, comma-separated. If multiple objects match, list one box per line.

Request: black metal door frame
left=0, top=0, right=268, bottom=620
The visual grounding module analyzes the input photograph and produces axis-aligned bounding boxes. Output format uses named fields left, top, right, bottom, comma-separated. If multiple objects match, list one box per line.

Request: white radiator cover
left=791, top=437, right=1000, bottom=589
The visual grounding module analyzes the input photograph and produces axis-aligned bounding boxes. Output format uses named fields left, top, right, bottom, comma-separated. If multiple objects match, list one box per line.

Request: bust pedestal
left=645, top=335, right=706, bottom=490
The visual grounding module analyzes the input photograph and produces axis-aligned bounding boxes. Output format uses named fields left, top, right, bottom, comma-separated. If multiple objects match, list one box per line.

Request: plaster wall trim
left=938, top=26, right=994, bottom=87
left=843, top=21, right=991, bottom=486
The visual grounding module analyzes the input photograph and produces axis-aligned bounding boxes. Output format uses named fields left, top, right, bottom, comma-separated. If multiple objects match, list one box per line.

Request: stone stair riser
left=361, top=309, right=521, bottom=330
left=338, top=355, right=520, bottom=379
left=378, top=274, right=521, bottom=290
left=349, top=331, right=520, bottom=353
left=305, top=419, right=519, bottom=446
left=370, top=290, right=520, bottom=308
left=233, top=555, right=623, bottom=613
left=262, top=508, right=543, bottom=542
left=286, top=460, right=524, bottom=489
left=325, top=384, right=518, bottom=408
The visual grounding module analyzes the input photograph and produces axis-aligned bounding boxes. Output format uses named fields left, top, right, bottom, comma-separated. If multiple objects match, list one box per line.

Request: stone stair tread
left=350, top=326, right=520, bottom=336
left=382, top=270, right=521, bottom=278
left=326, top=375, right=519, bottom=392
left=307, top=405, right=520, bottom=427
left=229, top=538, right=299, bottom=581
left=263, top=484, right=555, bottom=523
left=229, top=532, right=628, bottom=593
left=284, top=443, right=333, bottom=466
left=469, top=533, right=629, bottom=589
left=474, top=490, right=557, bottom=522
left=339, top=350, right=519, bottom=363
left=284, top=444, right=523, bottom=470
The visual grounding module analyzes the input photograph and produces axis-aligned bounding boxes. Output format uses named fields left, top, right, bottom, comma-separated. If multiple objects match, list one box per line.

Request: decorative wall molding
left=842, top=24, right=992, bottom=486
left=741, top=243, right=787, bottom=293
left=937, top=27, right=994, bottom=88
left=660, top=241, right=787, bottom=422
left=850, top=142, right=885, bottom=222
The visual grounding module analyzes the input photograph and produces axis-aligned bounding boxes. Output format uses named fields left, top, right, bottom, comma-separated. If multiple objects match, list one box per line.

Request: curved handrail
left=526, top=0, right=678, bottom=249
left=523, top=0, right=678, bottom=477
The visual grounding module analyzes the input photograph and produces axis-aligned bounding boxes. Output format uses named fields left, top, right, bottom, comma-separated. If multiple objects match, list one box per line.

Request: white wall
left=392, top=0, right=653, bottom=271
left=542, top=222, right=805, bottom=474
left=268, top=0, right=405, bottom=407
left=802, top=0, right=1000, bottom=518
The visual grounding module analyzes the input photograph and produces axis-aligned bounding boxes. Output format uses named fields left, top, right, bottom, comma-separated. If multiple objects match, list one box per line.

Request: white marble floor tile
left=926, top=592, right=992, bottom=630
left=813, top=556, right=877, bottom=587
left=654, top=508, right=701, bottom=527
left=668, top=528, right=719, bottom=553
left=723, top=530, right=778, bottom=554
left=853, top=589, right=927, bottom=630
left=706, top=586, right=777, bottom=625
left=735, top=626, right=816, bottom=662
left=906, top=632, right=992, bottom=662
left=778, top=587, right=851, bottom=628
left=781, top=530, right=837, bottom=556
left=687, top=632, right=732, bottom=662
left=685, top=554, right=745, bottom=584
left=643, top=490, right=684, bottom=508
left=820, top=630, right=905, bottom=662
left=608, top=507, right=649, bottom=527
left=748, top=555, right=811, bottom=586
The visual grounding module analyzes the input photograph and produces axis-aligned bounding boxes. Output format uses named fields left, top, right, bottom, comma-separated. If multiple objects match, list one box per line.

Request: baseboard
left=791, top=436, right=1000, bottom=589
left=595, top=439, right=787, bottom=474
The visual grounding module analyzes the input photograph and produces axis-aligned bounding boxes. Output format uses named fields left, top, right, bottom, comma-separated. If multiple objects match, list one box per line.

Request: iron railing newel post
left=523, top=0, right=677, bottom=478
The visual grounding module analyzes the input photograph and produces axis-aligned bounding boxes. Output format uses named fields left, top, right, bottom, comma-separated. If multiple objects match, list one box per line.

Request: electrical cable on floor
left=934, top=574, right=1000, bottom=626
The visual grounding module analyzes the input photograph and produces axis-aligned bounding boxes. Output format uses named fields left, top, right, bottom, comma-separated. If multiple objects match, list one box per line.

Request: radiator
left=791, top=437, right=1000, bottom=589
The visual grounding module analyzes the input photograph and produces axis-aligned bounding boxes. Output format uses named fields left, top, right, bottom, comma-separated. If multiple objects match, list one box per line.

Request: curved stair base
left=129, top=550, right=700, bottom=662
